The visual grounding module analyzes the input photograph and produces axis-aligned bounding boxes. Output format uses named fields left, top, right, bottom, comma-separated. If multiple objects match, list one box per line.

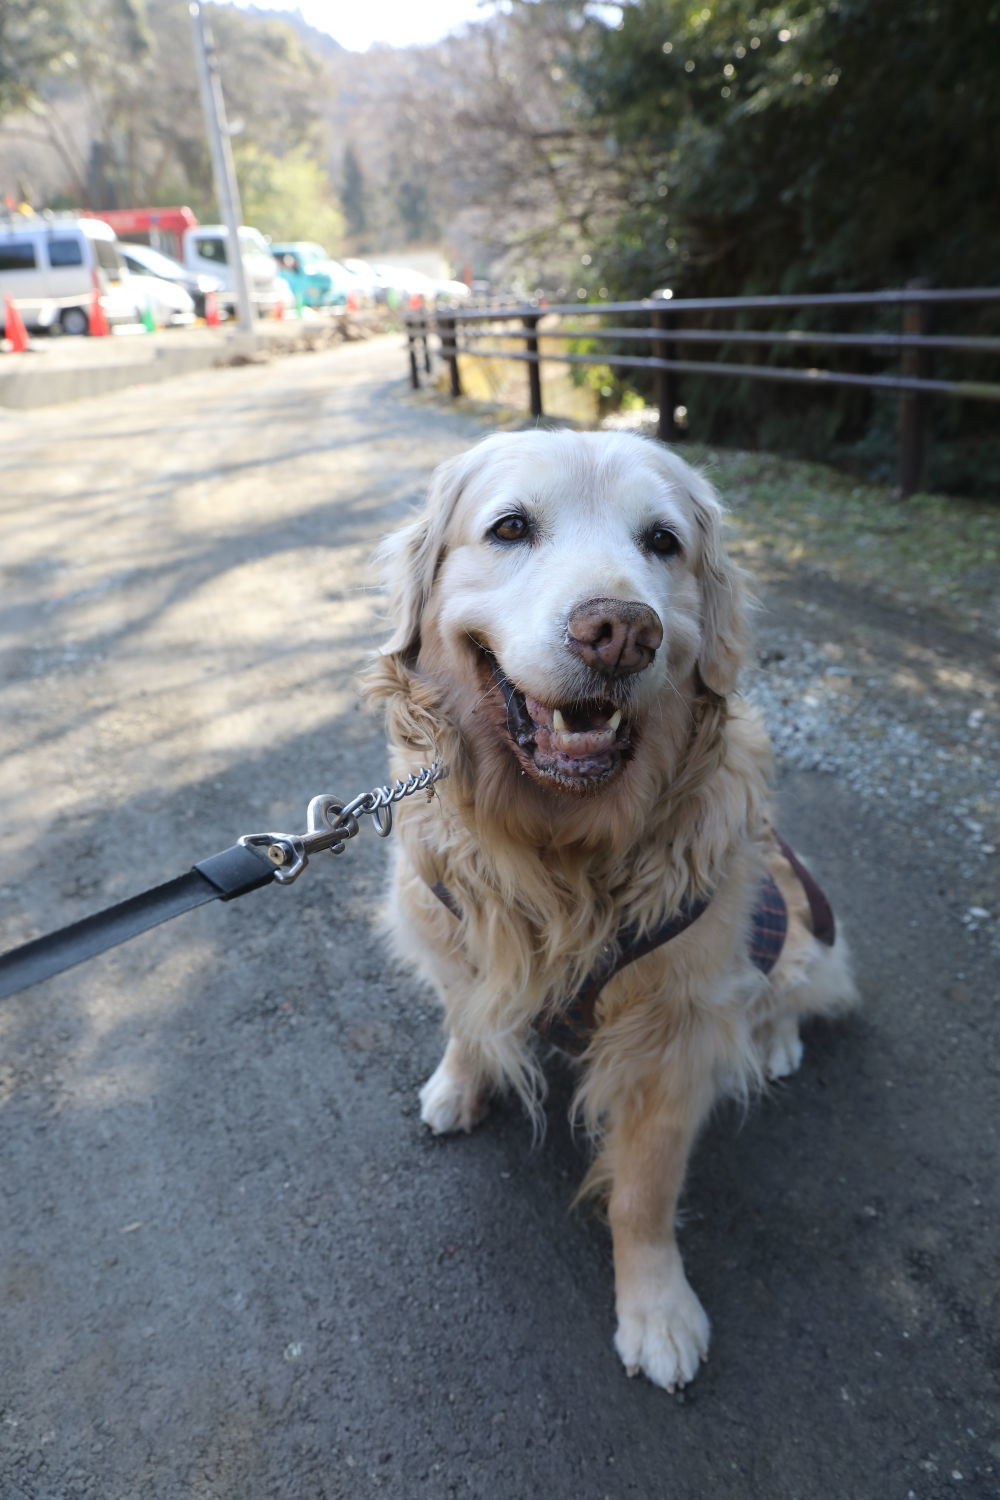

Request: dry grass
left=686, top=445, right=999, bottom=634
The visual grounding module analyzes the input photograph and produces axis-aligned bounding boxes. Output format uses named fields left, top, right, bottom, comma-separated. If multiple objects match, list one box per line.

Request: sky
left=229, top=0, right=497, bottom=52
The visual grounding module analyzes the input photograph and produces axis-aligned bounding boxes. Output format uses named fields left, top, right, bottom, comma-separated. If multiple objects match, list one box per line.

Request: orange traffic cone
left=204, top=291, right=220, bottom=327
left=2, top=295, right=29, bottom=353
left=88, top=273, right=110, bottom=337
left=88, top=289, right=110, bottom=337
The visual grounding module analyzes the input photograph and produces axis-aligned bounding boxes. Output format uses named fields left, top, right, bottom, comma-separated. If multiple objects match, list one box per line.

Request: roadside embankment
left=0, top=309, right=391, bottom=410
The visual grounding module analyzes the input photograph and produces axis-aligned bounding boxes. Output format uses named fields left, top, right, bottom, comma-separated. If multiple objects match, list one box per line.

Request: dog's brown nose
left=565, top=597, right=663, bottom=676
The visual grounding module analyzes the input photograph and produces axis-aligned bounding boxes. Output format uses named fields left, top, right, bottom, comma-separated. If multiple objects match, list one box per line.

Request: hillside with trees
left=2, top=0, right=995, bottom=488
left=0, top=0, right=343, bottom=242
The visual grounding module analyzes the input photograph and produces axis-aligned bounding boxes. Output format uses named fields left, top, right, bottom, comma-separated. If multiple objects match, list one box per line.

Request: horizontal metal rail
left=442, top=344, right=1000, bottom=402
left=450, top=325, right=1000, bottom=355
left=444, top=287, right=1000, bottom=322
left=406, top=286, right=1000, bottom=495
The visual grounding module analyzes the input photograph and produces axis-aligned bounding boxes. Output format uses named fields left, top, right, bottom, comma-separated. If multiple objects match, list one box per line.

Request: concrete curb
left=0, top=317, right=382, bottom=409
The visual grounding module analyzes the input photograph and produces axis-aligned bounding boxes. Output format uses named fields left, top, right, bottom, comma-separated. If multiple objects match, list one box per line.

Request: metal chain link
left=239, top=759, right=448, bottom=884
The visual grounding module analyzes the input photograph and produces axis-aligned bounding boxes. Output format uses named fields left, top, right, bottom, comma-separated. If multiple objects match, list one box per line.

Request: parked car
left=327, top=259, right=375, bottom=306
left=270, top=242, right=340, bottom=307
left=0, top=214, right=135, bottom=334
left=371, top=264, right=468, bottom=305
left=117, top=241, right=221, bottom=319
left=180, top=224, right=285, bottom=316
left=125, top=269, right=196, bottom=327
left=339, top=257, right=385, bottom=303
left=270, top=242, right=374, bottom=308
left=433, top=278, right=472, bottom=303
left=371, top=264, right=439, bottom=305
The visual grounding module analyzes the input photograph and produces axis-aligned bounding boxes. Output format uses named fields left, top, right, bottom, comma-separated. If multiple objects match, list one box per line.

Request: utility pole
left=189, top=1, right=255, bottom=334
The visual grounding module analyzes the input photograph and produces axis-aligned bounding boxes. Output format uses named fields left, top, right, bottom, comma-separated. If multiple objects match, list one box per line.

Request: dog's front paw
left=419, top=1053, right=490, bottom=1135
left=614, top=1253, right=711, bottom=1392
left=765, top=1018, right=804, bottom=1080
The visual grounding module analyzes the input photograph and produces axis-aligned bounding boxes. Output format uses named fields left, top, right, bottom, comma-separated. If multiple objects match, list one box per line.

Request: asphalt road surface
left=0, top=337, right=997, bottom=1500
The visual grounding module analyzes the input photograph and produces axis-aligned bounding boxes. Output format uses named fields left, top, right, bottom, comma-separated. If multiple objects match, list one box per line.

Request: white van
left=180, top=224, right=285, bottom=316
left=0, top=215, right=135, bottom=334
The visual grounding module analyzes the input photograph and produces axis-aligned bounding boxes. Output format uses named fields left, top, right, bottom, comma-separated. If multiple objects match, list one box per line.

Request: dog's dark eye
left=491, top=514, right=530, bottom=544
left=646, top=525, right=681, bottom=558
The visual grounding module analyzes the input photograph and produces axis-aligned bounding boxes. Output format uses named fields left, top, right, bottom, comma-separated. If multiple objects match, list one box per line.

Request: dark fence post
left=652, top=305, right=677, bottom=443
left=407, top=317, right=421, bottom=390
left=898, top=278, right=931, bottom=497
left=440, top=313, right=462, bottom=398
left=523, top=312, right=543, bottom=419
left=421, top=305, right=433, bottom=376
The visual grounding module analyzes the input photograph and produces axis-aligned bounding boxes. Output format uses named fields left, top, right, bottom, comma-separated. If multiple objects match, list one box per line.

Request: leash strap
left=0, top=844, right=276, bottom=1002
left=0, top=761, right=449, bottom=1005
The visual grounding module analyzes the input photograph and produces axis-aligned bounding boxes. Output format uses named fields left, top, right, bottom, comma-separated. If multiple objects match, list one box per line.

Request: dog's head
left=376, top=430, right=747, bottom=795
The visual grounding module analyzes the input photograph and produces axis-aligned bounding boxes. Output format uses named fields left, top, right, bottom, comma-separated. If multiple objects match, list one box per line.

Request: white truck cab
left=180, top=224, right=284, bottom=317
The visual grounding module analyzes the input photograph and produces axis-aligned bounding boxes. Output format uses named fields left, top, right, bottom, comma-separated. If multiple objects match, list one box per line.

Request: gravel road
left=0, top=335, right=997, bottom=1499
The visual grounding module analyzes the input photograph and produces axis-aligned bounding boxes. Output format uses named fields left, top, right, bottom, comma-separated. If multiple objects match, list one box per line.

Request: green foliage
left=586, top=0, right=1000, bottom=296
left=340, top=141, right=367, bottom=238
left=393, top=166, right=438, bottom=245
left=571, top=0, right=1000, bottom=491
left=0, top=0, right=74, bottom=115
left=561, top=329, right=631, bottom=410
left=236, top=142, right=344, bottom=246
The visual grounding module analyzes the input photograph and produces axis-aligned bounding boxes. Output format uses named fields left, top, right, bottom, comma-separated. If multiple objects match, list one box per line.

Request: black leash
left=0, top=845, right=275, bottom=1001
left=0, top=762, right=447, bottom=1004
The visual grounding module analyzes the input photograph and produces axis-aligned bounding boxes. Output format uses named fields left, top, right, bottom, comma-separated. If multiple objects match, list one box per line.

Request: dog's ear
left=684, top=466, right=749, bottom=697
left=377, top=451, right=470, bottom=660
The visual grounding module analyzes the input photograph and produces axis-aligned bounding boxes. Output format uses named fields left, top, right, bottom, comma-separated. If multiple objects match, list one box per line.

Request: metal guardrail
left=404, top=286, right=1000, bottom=496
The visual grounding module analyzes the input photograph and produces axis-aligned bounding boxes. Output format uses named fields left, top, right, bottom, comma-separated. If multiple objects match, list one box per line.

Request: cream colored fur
left=363, top=429, right=857, bottom=1392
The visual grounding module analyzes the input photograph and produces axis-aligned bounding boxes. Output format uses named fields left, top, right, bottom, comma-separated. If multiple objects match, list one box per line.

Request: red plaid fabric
left=748, top=873, right=788, bottom=976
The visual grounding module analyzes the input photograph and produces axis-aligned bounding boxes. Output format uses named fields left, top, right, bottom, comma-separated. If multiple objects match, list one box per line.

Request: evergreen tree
left=341, top=141, right=368, bottom=238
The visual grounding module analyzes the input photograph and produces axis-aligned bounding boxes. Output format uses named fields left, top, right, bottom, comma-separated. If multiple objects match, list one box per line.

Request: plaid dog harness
left=430, top=832, right=835, bottom=1057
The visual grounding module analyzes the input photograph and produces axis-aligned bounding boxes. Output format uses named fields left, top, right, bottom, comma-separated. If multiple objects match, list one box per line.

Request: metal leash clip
left=238, top=759, right=448, bottom=885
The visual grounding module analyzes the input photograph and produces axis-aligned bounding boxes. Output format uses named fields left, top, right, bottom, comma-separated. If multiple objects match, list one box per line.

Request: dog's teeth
left=607, top=710, right=622, bottom=732
left=552, top=708, right=567, bottom=732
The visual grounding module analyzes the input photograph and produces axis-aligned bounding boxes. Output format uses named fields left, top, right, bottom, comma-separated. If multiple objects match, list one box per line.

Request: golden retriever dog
left=364, top=429, right=857, bottom=1391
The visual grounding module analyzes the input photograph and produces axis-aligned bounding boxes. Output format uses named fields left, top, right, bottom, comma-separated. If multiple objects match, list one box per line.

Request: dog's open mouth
left=478, top=650, right=633, bottom=791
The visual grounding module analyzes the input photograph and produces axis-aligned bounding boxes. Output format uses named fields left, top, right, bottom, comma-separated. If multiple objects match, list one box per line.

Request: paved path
left=0, top=337, right=996, bottom=1499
